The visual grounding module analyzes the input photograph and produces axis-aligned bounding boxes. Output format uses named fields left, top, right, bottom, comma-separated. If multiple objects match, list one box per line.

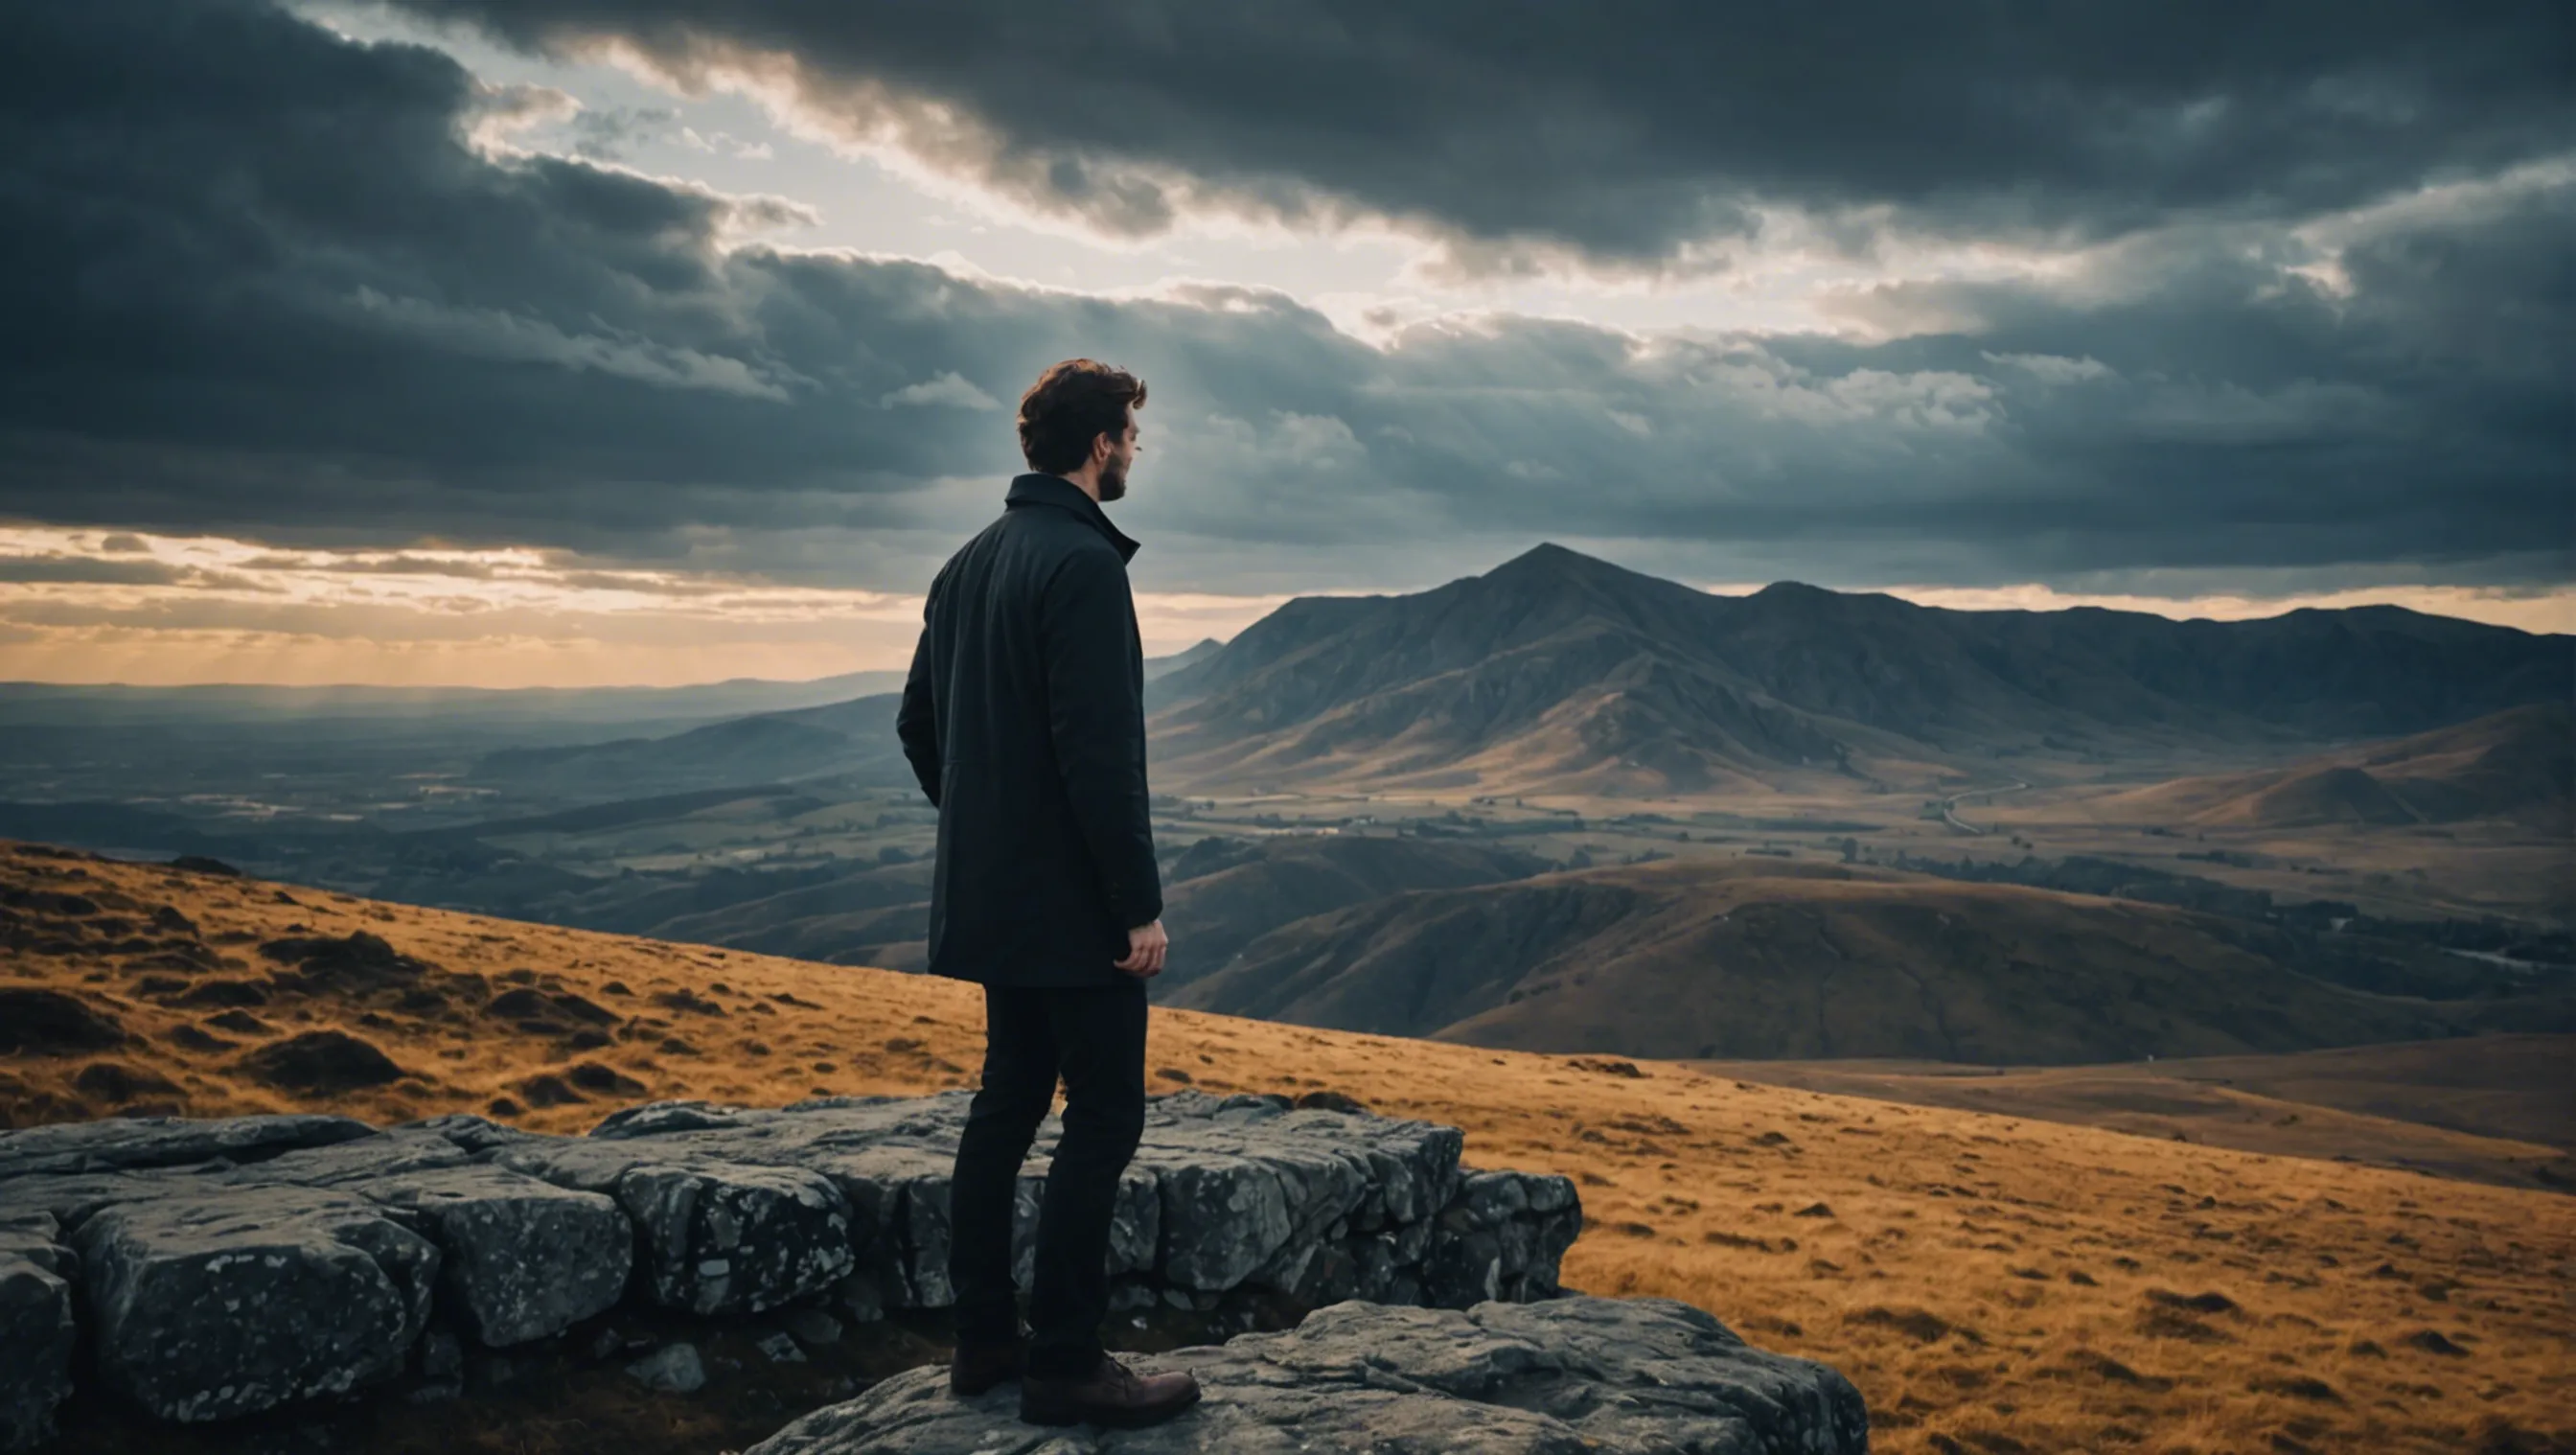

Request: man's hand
left=1115, top=918, right=1167, bottom=978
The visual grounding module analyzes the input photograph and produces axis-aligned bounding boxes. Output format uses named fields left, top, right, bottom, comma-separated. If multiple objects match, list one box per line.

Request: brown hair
left=1017, top=358, right=1146, bottom=474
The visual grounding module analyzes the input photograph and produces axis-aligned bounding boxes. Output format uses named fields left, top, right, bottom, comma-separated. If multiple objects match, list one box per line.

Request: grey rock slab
left=0, top=1114, right=375, bottom=1179
left=0, top=1170, right=196, bottom=1229
left=214, top=1130, right=474, bottom=1189
left=743, top=1295, right=1869, bottom=1455
left=589, top=1092, right=1473, bottom=1292
left=396, top=1112, right=542, bottom=1155
left=75, top=1184, right=439, bottom=1422
left=366, top=1165, right=632, bottom=1346
left=0, top=1215, right=74, bottom=1453
left=557, top=1090, right=1471, bottom=1303
left=488, top=1140, right=850, bottom=1315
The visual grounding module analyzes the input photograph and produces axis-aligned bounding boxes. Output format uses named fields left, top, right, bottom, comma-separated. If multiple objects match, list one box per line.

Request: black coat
left=895, top=473, right=1163, bottom=987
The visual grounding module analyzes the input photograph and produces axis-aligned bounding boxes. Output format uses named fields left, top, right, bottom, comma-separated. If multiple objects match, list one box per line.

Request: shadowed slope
left=1168, top=858, right=2560, bottom=1060
left=1155, top=834, right=1552, bottom=992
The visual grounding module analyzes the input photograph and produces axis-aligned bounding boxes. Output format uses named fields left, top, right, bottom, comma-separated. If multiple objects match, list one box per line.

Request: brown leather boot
left=1018, top=1353, right=1202, bottom=1427
left=949, top=1335, right=1026, bottom=1397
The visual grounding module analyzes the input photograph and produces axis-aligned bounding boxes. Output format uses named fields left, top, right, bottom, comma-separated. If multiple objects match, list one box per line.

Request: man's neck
left=1052, top=470, right=1104, bottom=504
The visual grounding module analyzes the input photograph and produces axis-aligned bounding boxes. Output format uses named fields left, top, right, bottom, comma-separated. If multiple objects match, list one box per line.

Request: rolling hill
left=1154, top=833, right=1552, bottom=992
left=1166, top=856, right=2565, bottom=1060
left=2080, top=703, right=2574, bottom=831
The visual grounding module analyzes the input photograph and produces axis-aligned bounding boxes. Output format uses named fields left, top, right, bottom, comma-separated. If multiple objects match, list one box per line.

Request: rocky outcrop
left=0, top=1090, right=1581, bottom=1446
left=747, top=1295, right=1872, bottom=1455
left=0, top=1215, right=74, bottom=1452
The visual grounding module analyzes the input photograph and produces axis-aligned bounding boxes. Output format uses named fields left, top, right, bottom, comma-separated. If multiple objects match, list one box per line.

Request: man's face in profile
left=1097, top=412, right=1138, bottom=502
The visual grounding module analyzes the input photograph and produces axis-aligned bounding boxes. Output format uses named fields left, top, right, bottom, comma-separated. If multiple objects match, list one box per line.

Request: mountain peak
left=1484, top=542, right=1629, bottom=585
left=1497, top=541, right=1589, bottom=566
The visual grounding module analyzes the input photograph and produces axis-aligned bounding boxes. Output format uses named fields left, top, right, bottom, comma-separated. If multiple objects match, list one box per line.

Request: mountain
left=1144, top=543, right=2570, bottom=796
left=1164, top=857, right=2567, bottom=1061
left=1144, top=637, right=1226, bottom=681
left=2085, top=704, right=2574, bottom=832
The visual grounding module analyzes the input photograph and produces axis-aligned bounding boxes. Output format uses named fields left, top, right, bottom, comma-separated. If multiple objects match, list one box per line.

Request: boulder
left=0, top=1215, right=75, bottom=1452
left=368, top=1165, right=632, bottom=1346
left=75, top=1185, right=438, bottom=1421
left=743, top=1295, right=1871, bottom=1455
left=488, top=1139, right=851, bottom=1315
left=1420, top=1169, right=1581, bottom=1308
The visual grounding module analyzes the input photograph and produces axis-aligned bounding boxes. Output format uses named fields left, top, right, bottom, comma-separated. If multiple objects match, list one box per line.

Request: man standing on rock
left=895, top=358, right=1201, bottom=1429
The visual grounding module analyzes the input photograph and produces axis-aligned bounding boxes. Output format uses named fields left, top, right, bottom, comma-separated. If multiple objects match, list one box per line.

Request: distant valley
left=0, top=546, right=2564, bottom=1073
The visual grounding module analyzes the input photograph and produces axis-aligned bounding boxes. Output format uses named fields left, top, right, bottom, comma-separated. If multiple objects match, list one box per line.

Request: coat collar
left=1005, top=473, right=1141, bottom=564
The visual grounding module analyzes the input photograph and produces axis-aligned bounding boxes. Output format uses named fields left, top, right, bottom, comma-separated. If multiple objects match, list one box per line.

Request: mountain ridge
left=1146, top=542, right=2570, bottom=796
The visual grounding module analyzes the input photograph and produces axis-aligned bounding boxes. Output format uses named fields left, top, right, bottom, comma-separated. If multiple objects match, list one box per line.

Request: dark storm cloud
left=387, top=0, right=2570, bottom=271
left=0, top=0, right=2565, bottom=595
left=0, top=555, right=189, bottom=586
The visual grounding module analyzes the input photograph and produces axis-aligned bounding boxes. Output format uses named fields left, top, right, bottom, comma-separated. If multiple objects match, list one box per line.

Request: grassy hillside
left=1, top=841, right=2568, bottom=1455
left=1167, top=857, right=2552, bottom=1060
left=1697, top=1036, right=2576, bottom=1193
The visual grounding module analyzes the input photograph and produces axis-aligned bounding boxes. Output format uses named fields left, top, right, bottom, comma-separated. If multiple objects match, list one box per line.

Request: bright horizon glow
left=0, top=527, right=2562, bottom=690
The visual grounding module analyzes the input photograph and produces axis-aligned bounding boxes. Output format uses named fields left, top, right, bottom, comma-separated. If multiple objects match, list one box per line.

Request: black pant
left=948, top=980, right=1147, bottom=1377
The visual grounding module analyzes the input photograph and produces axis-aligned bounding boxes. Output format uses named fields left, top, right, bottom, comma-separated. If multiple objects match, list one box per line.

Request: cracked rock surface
left=745, top=1296, right=1871, bottom=1455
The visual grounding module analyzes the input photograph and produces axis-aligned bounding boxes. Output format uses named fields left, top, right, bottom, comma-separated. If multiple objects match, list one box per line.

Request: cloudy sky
left=2, top=0, right=2566, bottom=685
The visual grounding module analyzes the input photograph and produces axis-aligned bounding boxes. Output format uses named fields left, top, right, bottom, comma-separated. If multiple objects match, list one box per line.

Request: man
left=894, top=358, right=1201, bottom=1429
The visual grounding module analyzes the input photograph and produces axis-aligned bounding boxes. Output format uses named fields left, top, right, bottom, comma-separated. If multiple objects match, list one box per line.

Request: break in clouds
left=0, top=0, right=2567, bottom=602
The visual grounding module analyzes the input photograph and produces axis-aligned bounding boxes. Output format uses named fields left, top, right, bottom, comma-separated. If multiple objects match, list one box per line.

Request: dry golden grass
left=1694, top=1039, right=2576, bottom=1194
left=4, top=842, right=2571, bottom=1455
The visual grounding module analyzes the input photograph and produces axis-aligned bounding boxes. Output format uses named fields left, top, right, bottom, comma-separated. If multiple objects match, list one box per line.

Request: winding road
left=1940, top=778, right=2031, bottom=835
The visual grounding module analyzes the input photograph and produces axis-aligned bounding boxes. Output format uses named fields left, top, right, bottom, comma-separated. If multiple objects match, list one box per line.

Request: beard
left=1097, top=455, right=1129, bottom=501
